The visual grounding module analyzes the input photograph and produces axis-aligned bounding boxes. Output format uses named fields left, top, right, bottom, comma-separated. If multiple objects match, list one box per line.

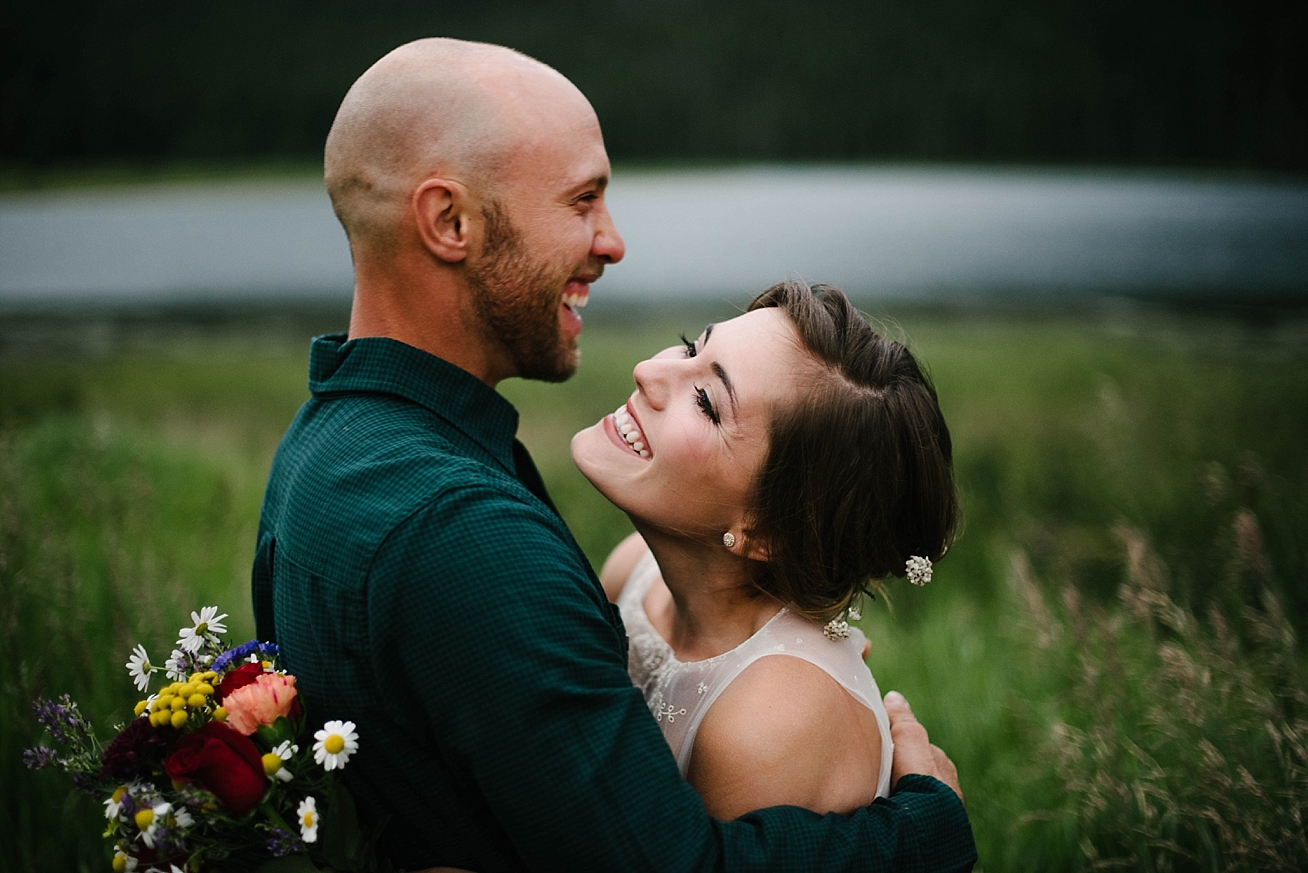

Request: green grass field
left=5, top=304, right=1307, bottom=872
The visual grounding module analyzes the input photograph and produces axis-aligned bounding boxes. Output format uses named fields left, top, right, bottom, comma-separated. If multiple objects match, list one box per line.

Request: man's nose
left=592, top=204, right=625, bottom=264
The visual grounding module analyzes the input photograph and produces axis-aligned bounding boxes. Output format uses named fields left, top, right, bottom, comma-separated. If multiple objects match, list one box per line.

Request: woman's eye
left=680, top=333, right=697, bottom=358
left=695, top=387, right=720, bottom=425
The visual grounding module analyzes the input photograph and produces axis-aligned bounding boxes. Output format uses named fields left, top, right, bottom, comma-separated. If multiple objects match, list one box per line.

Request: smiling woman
left=571, top=279, right=959, bottom=819
left=572, top=305, right=809, bottom=549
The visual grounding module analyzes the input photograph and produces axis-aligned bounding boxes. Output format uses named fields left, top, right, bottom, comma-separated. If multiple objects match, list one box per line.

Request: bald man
left=253, top=38, right=976, bottom=872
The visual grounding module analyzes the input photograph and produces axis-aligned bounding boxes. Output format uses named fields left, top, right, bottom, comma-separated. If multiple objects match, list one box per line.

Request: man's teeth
left=562, top=291, right=589, bottom=309
left=613, top=405, right=650, bottom=458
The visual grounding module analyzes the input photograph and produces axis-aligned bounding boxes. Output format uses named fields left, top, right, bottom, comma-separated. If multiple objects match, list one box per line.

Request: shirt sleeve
left=369, top=486, right=977, bottom=873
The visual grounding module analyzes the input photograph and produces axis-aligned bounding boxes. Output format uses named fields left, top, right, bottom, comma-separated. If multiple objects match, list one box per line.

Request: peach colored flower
left=222, top=673, right=298, bottom=736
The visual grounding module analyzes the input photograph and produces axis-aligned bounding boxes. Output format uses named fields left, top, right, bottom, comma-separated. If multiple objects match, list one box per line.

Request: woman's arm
left=598, top=530, right=648, bottom=602
left=685, top=656, right=885, bottom=820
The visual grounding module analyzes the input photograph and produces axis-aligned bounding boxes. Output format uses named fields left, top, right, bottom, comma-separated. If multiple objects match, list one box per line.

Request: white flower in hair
left=823, top=617, right=850, bottom=640
left=906, top=555, right=933, bottom=586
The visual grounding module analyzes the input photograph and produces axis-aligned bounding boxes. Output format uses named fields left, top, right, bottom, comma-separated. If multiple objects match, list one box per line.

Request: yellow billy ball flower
left=262, top=753, right=284, bottom=777
left=170, top=710, right=188, bottom=729
left=212, top=706, right=228, bottom=722
left=187, top=694, right=206, bottom=709
left=134, top=699, right=149, bottom=717
left=196, top=683, right=215, bottom=696
left=178, top=684, right=196, bottom=698
left=134, top=808, right=153, bottom=830
left=155, top=695, right=172, bottom=711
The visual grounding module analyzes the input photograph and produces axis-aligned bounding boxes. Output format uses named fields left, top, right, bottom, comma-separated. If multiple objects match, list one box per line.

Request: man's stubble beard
left=467, top=198, right=580, bottom=383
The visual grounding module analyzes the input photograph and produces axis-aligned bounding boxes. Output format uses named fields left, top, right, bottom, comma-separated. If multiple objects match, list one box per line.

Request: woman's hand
left=884, top=690, right=964, bottom=803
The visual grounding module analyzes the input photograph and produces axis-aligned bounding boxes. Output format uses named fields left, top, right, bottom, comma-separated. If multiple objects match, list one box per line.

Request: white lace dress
left=618, top=551, right=893, bottom=798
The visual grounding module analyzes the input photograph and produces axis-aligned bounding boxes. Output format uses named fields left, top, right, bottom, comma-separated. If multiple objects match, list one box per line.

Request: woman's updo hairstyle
left=743, top=280, right=959, bottom=622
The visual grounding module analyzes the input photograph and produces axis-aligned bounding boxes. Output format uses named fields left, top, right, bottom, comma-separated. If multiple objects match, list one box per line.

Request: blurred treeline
left=2, top=0, right=1304, bottom=170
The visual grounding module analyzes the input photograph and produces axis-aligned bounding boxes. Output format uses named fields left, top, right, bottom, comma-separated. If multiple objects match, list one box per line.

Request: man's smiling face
left=465, top=87, right=624, bottom=383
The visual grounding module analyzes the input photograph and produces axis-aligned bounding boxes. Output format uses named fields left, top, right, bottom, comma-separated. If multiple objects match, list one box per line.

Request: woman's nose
left=632, top=357, right=674, bottom=410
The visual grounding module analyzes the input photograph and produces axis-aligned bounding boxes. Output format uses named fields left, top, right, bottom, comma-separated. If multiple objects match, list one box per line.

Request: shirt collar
left=307, top=333, right=520, bottom=475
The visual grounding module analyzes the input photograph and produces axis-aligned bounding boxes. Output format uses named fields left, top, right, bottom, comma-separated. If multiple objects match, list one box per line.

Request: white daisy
left=163, top=649, right=189, bottom=682
left=125, top=645, right=158, bottom=693
left=169, top=807, right=194, bottom=829
left=176, top=607, right=227, bottom=654
left=313, top=720, right=359, bottom=771
left=297, top=796, right=319, bottom=843
left=104, top=785, right=129, bottom=820
left=113, top=848, right=137, bottom=872
left=137, top=802, right=171, bottom=849
left=264, top=740, right=299, bottom=782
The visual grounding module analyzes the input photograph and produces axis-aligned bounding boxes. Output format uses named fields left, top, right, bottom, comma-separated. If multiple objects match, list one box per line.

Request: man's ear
left=413, top=178, right=474, bottom=263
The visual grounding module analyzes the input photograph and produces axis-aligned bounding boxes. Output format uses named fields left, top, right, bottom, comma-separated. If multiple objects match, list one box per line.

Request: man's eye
left=680, top=333, right=697, bottom=358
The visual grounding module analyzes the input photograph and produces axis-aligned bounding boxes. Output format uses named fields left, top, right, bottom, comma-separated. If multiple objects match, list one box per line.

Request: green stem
left=260, top=800, right=295, bottom=834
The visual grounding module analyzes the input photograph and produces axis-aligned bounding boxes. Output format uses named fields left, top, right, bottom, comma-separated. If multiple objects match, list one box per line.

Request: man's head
left=325, top=38, right=624, bottom=384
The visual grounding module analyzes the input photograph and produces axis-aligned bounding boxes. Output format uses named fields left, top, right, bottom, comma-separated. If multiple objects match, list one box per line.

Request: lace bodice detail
left=618, top=552, right=893, bottom=797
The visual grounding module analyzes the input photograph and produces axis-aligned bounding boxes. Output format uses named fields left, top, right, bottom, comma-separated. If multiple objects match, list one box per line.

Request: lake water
left=2, top=166, right=1306, bottom=307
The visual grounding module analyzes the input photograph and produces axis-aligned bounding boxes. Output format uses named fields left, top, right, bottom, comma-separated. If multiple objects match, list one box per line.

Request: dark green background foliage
left=2, top=0, right=1304, bottom=169
left=6, top=306, right=1308, bottom=871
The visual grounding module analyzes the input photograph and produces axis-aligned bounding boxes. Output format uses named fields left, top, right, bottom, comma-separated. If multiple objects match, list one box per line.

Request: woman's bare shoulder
left=598, top=531, right=649, bottom=602
left=686, top=654, right=883, bottom=820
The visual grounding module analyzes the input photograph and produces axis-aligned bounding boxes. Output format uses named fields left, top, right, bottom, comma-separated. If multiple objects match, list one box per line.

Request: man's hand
left=884, top=690, right=964, bottom=802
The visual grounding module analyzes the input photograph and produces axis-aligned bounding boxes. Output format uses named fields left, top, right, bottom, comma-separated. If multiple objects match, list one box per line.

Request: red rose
left=216, top=663, right=265, bottom=702
left=164, top=721, right=268, bottom=815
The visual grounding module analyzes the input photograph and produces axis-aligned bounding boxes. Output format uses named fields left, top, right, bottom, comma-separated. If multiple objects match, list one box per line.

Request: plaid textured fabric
left=252, top=334, right=978, bottom=873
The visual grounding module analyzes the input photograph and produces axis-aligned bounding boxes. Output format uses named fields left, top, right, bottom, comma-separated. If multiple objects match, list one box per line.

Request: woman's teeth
left=614, top=405, right=650, bottom=458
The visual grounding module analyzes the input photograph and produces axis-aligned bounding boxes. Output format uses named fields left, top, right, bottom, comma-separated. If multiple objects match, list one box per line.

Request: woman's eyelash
left=679, top=333, right=718, bottom=424
left=695, top=387, right=720, bottom=425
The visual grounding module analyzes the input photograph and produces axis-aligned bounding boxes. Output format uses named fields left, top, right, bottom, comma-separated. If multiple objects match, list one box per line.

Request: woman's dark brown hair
left=744, top=280, right=959, bottom=621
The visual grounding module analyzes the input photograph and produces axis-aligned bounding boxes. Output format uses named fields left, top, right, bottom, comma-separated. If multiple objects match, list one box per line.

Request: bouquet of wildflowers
left=25, top=607, right=387, bottom=872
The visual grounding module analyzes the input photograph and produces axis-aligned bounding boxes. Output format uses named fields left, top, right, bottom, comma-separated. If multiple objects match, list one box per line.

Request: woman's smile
left=604, top=402, right=652, bottom=459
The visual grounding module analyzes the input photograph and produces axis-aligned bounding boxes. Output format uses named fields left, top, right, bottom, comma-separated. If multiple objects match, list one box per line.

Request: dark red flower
left=100, top=717, right=179, bottom=779
left=215, top=663, right=264, bottom=703
left=164, top=721, right=268, bottom=815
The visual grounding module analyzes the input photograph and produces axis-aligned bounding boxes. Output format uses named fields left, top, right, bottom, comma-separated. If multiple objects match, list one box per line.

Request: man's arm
left=377, top=489, right=977, bottom=872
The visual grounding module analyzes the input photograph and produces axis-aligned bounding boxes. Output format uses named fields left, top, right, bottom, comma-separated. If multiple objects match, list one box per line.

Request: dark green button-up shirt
left=253, top=334, right=977, bottom=872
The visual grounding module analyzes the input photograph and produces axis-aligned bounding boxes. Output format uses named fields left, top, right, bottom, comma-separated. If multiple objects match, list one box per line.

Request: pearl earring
left=722, top=532, right=736, bottom=548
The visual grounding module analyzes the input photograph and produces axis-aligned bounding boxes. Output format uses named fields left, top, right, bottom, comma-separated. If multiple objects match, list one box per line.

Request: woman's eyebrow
left=712, top=361, right=738, bottom=417
left=699, top=324, right=737, bottom=416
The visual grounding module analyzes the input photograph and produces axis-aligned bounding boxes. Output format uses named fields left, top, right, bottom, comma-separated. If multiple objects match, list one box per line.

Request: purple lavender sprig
left=29, top=695, right=104, bottom=779
left=23, top=746, right=58, bottom=769
left=33, top=695, right=91, bottom=745
left=265, top=827, right=303, bottom=858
